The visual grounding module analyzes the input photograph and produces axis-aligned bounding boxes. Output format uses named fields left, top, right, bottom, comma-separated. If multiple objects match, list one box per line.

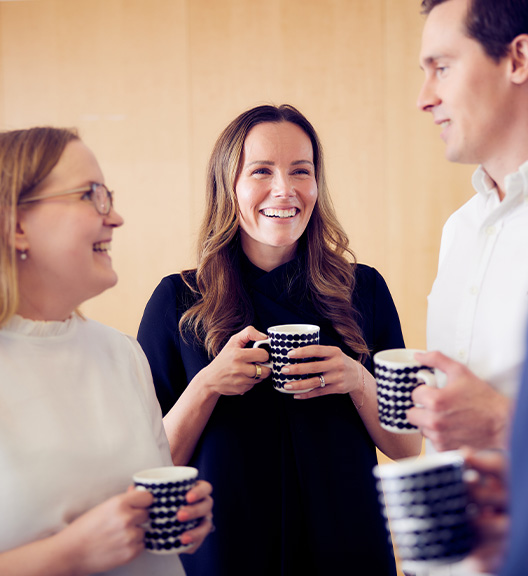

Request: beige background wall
left=1, top=1, right=477, bottom=572
left=0, top=0, right=474, bottom=348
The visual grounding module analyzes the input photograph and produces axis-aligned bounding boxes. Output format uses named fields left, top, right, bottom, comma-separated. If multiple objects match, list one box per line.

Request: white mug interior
left=373, top=348, right=427, bottom=367
left=373, top=450, right=464, bottom=480
left=267, top=323, right=320, bottom=335
left=133, top=466, right=198, bottom=484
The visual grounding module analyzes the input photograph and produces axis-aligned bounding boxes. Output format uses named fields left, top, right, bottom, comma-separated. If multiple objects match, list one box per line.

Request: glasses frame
left=18, top=183, right=114, bottom=215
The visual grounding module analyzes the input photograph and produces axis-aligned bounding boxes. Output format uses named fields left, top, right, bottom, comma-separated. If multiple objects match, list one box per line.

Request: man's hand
left=464, top=449, right=510, bottom=574
left=406, top=351, right=511, bottom=451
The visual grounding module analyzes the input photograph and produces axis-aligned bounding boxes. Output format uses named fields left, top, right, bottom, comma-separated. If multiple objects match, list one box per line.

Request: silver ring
left=254, top=364, right=262, bottom=379
left=319, top=374, right=326, bottom=388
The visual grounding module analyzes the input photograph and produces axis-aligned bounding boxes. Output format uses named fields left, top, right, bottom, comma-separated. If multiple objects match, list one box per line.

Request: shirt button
left=470, top=286, right=479, bottom=295
left=458, top=349, right=466, bottom=360
left=486, top=225, right=496, bottom=236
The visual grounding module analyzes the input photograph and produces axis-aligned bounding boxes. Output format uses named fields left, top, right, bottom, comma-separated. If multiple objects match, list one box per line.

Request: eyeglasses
left=18, top=183, right=114, bottom=215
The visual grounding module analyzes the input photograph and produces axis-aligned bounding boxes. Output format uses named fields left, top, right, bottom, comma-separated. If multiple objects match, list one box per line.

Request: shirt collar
left=472, top=160, right=528, bottom=200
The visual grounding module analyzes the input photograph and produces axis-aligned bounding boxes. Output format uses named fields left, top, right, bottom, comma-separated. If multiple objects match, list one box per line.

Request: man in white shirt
left=406, top=0, right=528, bottom=573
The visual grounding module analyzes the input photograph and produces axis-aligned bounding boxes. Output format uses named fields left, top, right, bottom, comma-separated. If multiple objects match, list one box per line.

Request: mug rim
left=133, top=465, right=198, bottom=483
left=373, top=450, right=464, bottom=478
left=268, top=324, right=320, bottom=334
left=373, top=348, right=427, bottom=367
left=389, top=516, right=467, bottom=532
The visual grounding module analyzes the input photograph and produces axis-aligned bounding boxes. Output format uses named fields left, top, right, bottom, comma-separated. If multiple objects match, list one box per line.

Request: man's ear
left=510, top=34, right=528, bottom=85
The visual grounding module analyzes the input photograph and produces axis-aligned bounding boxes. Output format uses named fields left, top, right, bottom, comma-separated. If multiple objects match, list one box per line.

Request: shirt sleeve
left=119, top=335, right=171, bottom=464
left=371, top=267, right=405, bottom=354
left=137, top=276, right=190, bottom=416
left=354, top=264, right=405, bottom=365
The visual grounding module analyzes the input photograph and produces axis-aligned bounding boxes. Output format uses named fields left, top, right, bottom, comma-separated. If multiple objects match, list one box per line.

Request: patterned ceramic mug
left=133, top=466, right=200, bottom=554
left=373, top=451, right=475, bottom=571
left=373, top=348, right=436, bottom=433
left=253, top=324, right=320, bottom=393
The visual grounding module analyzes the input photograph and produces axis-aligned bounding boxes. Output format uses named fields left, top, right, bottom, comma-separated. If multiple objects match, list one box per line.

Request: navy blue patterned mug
left=253, top=324, right=320, bottom=393
left=374, top=348, right=436, bottom=433
left=133, top=466, right=199, bottom=554
left=373, top=451, right=476, bottom=571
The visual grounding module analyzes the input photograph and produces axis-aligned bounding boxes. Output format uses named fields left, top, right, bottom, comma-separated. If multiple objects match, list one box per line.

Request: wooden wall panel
left=383, top=0, right=474, bottom=347
left=0, top=0, right=473, bottom=350
left=0, top=2, right=480, bottom=571
left=0, top=0, right=195, bottom=332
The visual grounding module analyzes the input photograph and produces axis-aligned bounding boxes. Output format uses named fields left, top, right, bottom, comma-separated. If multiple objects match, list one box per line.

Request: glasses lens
left=93, top=184, right=112, bottom=215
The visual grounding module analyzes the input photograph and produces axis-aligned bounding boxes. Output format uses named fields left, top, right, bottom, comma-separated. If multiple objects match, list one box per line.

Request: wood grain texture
left=0, top=0, right=474, bottom=351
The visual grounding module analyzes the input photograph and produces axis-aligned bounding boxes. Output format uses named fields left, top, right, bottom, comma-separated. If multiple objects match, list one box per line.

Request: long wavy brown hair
left=180, top=104, right=369, bottom=360
left=0, top=127, right=79, bottom=327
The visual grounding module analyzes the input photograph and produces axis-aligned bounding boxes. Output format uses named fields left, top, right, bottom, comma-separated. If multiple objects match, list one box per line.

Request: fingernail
left=177, top=510, right=189, bottom=521
left=282, top=367, right=290, bottom=374
left=180, top=534, right=193, bottom=545
left=287, top=351, right=296, bottom=358
left=284, top=384, right=293, bottom=389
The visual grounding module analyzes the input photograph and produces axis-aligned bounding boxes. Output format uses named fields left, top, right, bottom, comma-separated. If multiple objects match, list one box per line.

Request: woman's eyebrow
left=245, top=160, right=275, bottom=166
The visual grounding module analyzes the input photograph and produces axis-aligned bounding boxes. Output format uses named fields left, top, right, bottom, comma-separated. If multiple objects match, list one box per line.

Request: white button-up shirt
left=427, top=160, right=528, bottom=399
left=421, top=161, right=528, bottom=576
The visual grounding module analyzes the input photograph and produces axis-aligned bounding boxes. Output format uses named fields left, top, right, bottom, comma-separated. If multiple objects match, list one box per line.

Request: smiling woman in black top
left=138, top=104, right=421, bottom=576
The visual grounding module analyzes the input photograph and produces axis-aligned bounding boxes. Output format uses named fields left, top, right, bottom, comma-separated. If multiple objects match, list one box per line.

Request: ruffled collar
left=2, top=314, right=78, bottom=337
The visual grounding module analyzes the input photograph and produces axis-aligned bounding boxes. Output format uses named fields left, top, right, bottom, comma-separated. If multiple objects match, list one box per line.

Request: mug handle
left=252, top=339, right=273, bottom=368
left=417, top=369, right=437, bottom=388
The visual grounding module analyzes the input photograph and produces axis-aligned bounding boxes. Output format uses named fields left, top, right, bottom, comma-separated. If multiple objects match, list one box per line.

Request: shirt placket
left=453, top=216, right=503, bottom=365
left=452, top=183, right=524, bottom=365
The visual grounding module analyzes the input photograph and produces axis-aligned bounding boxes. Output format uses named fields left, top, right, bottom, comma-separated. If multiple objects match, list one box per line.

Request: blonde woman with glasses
left=0, top=127, right=213, bottom=576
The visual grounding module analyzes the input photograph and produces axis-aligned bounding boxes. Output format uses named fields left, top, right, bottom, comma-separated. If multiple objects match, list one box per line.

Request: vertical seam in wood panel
left=382, top=0, right=390, bottom=276
left=184, top=0, right=197, bottom=262
left=0, top=7, right=4, bottom=126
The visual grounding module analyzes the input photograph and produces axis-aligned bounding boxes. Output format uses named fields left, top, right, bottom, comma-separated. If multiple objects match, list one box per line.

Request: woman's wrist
left=351, top=362, right=366, bottom=411
left=190, top=367, right=222, bottom=401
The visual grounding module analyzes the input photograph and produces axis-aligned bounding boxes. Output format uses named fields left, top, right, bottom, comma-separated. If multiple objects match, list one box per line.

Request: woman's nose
left=272, top=173, right=295, bottom=196
left=104, top=206, right=124, bottom=228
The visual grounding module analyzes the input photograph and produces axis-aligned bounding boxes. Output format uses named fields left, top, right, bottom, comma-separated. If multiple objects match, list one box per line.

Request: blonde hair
left=181, top=104, right=369, bottom=360
left=0, top=127, right=79, bottom=327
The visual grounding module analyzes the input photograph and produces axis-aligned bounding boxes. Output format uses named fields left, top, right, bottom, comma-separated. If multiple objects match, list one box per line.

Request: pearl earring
left=19, top=250, right=27, bottom=261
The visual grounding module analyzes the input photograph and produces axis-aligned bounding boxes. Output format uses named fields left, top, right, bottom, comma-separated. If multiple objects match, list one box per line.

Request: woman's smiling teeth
left=261, top=208, right=298, bottom=219
left=93, top=241, right=111, bottom=253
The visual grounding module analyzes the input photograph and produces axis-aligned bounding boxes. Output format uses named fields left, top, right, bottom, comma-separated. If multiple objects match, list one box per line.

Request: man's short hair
left=421, top=0, right=528, bottom=61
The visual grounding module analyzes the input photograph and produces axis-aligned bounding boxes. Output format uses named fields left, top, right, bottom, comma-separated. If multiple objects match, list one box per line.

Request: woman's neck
left=16, top=293, right=75, bottom=322
left=240, top=242, right=297, bottom=272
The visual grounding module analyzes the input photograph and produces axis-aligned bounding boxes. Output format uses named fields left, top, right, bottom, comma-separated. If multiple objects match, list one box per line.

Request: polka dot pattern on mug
left=135, top=477, right=199, bottom=554
left=269, top=330, right=319, bottom=391
left=375, top=364, right=434, bottom=432
left=374, top=456, right=475, bottom=570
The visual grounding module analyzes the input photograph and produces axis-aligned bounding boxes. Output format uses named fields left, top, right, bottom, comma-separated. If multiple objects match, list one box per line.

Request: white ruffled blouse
left=0, top=314, right=184, bottom=575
